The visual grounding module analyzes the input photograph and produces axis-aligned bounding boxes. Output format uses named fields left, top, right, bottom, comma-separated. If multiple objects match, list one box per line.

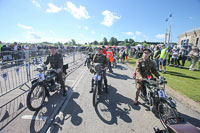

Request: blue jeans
left=153, top=59, right=159, bottom=70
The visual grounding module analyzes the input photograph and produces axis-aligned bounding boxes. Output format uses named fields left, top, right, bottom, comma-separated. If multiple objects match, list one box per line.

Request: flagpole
left=165, top=21, right=168, bottom=45
left=168, top=14, right=172, bottom=47
left=164, top=17, right=169, bottom=45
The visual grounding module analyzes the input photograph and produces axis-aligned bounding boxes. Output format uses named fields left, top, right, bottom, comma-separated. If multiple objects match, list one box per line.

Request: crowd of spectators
left=130, top=44, right=200, bottom=71
left=0, top=41, right=84, bottom=66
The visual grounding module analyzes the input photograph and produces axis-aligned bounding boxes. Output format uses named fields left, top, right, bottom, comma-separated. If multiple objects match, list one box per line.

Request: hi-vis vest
left=160, top=48, right=167, bottom=59
left=107, top=51, right=114, bottom=62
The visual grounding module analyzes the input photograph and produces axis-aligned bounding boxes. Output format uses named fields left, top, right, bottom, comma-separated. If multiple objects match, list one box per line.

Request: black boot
left=62, top=88, right=67, bottom=96
left=104, top=80, right=108, bottom=93
left=90, top=79, right=94, bottom=93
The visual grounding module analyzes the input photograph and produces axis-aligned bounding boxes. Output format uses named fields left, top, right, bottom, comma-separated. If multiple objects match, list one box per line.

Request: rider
left=133, top=48, right=160, bottom=105
left=89, top=47, right=109, bottom=94
left=84, top=52, right=91, bottom=66
left=44, top=45, right=67, bottom=96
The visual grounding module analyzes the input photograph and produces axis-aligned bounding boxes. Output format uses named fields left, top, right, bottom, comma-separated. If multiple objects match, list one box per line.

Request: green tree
left=103, top=37, right=108, bottom=45
left=129, top=38, right=134, bottom=44
left=93, top=40, right=98, bottom=45
left=109, top=37, right=115, bottom=46
left=124, top=39, right=129, bottom=43
left=99, top=41, right=103, bottom=45
left=64, top=42, right=68, bottom=45
left=114, top=38, right=118, bottom=45
left=119, top=42, right=124, bottom=46
left=71, top=39, right=76, bottom=45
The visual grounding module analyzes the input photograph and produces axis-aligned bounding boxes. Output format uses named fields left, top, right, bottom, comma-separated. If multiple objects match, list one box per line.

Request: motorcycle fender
left=31, top=80, right=43, bottom=88
left=31, top=79, right=38, bottom=85
left=160, top=97, right=176, bottom=108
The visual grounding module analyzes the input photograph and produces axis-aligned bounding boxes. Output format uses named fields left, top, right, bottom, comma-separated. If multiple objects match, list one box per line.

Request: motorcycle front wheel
left=26, top=82, right=46, bottom=111
left=158, top=100, right=178, bottom=129
left=92, top=84, right=98, bottom=107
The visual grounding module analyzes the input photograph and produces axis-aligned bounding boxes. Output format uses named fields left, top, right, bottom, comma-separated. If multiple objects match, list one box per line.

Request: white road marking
left=22, top=115, right=48, bottom=121
left=65, top=80, right=76, bottom=82
left=47, top=68, right=87, bottom=133
left=72, top=68, right=87, bottom=91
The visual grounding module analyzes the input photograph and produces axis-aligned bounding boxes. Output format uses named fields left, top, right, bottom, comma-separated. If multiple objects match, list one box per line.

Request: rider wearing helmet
left=44, top=45, right=67, bottom=96
left=133, top=48, right=160, bottom=105
left=90, top=47, right=108, bottom=94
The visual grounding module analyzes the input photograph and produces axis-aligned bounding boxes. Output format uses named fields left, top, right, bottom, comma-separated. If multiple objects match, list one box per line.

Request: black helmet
left=143, top=48, right=151, bottom=53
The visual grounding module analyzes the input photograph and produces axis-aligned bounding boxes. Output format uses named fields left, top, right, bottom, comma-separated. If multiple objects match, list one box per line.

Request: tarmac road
left=1, top=59, right=199, bottom=133
left=47, top=62, right=200, bottom=133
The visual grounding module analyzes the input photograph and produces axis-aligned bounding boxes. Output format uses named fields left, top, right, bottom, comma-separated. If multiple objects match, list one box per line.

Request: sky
left=0, top=0, right=200, bottom=44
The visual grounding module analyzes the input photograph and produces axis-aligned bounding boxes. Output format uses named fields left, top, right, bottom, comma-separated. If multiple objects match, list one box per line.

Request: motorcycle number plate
left=93, top=75, right=101, bottom=81
left=87, top=55, right=90, bottom=58
left=36, top=73, right=45, bottom=81
left=158, top=90, right=165, bottom=98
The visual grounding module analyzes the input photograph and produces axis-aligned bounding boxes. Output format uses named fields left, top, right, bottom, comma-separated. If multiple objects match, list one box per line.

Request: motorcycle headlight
left=94, top=63, right=103, bottom=73
left=159, top=84, right=165, bottom=90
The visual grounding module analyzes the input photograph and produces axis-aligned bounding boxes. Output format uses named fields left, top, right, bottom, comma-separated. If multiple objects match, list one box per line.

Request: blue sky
left=1, top=0, right=200, bottom=44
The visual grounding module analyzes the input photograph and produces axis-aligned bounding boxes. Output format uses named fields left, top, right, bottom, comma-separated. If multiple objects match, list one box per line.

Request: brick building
left=178, top=27, right=200, bottom=48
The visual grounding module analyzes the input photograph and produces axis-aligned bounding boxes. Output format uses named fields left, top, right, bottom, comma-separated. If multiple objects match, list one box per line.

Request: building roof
left=178, top=27, right=200, bottom=38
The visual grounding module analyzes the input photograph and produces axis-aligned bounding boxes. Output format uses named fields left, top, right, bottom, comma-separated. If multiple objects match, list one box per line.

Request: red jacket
left=102, top=49, right=107, bottom=56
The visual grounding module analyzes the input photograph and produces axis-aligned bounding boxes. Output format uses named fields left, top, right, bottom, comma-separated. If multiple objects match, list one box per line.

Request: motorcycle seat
left=167, top=123, right=200, bottom=133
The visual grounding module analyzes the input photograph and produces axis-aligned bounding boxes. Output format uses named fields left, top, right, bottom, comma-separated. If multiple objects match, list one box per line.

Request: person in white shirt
left=171, top=48, right=178, bottom=66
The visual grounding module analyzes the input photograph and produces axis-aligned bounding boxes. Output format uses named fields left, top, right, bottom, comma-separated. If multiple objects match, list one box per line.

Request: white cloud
left=32, top=0, right=40, bottom=7
left=136, top=31, right=141, bottom=35
left=64, top=1, right=90, bottom=19
left=123, top=32, right=133, bottom=36
left=91, top=30, right=95, bottom=34
left=101, top=10, right=120, bottom=27
left=46, top=3, right=62, bottom=13
left=84, top=26, right=88, bottom=30
left=156, top=34, right=165, bottom=39
left=17, top=24, right=33, bottom=30
left=28, top=31, right=41, bottom=39
left=132, top=36, right=136, bottom=40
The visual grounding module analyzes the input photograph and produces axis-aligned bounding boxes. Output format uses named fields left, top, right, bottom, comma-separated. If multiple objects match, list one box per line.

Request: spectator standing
left=107, top=47, right=114, bottom=73
left=0, top=41, right=2, bottom=52
left=189, top=46, right=199, bottom=71
left=13, top=42, right=18, bottom=62
left=24, top=44, right=30, bottom=61
left=198, top=51, right=200, bottom=70
left=171, top=48, right=178, bottom=66
left=102, top=46, right=107, bottom=56
left=153, top=46, right=160, bottom=70
left=159, top=44, right=168, bottom=73
left=121, top=47, right=125, bottom=63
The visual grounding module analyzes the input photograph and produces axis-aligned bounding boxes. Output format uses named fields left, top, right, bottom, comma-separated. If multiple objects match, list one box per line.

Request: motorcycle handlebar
left=142, top=78, right=167, bottom=84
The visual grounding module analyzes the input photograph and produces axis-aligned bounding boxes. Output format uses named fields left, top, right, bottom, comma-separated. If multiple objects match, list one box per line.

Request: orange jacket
left=107, top=51, right=114, bottom=62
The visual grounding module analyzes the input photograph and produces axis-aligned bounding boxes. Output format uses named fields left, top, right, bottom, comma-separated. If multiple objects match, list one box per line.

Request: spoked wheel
left=158, top=101, right=178, bottom=129
left=87, top=61, right=90, bottom=69
left=92, top=85, right=98, bottom=107
left=27, top=83, right=46, bottom=111
left=62, top=73, right=66, bottom=82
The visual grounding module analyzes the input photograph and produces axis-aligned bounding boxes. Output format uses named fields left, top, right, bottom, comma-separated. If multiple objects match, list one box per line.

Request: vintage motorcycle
left=140, top=77, right=179, bottom=128
left=26, top=64, right=68, bottom=111
left=90, top=63, right=107, bottom=107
